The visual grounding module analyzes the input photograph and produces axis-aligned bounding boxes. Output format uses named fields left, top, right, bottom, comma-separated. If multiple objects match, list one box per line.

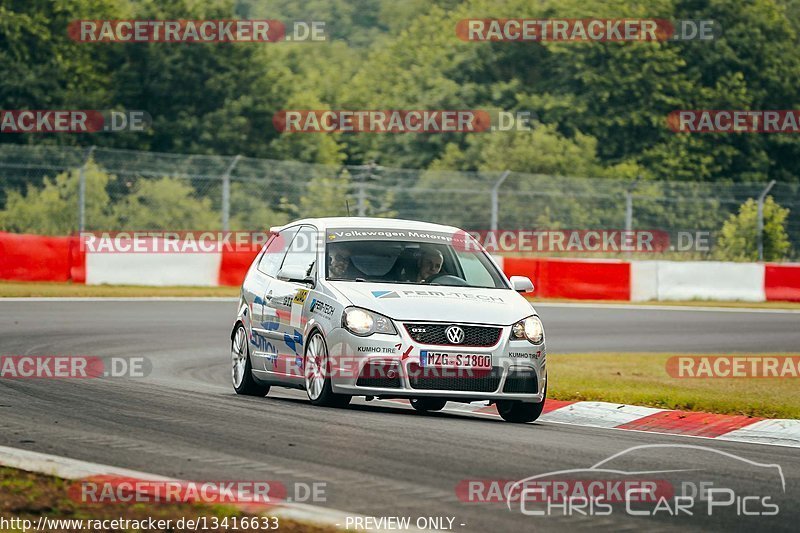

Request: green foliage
left=715, top=197, right=791, bottom=262
left=0, top=161, right=114, bottom=234
left=111, top=177, right=220, bottom=230
left=228, top=181, right=291, bottom=231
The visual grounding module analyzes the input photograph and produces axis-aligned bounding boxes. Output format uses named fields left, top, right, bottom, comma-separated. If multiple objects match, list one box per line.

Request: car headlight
left=511, top=316, right=544, bottom=344
left=342, top=307, right=397, bottom=336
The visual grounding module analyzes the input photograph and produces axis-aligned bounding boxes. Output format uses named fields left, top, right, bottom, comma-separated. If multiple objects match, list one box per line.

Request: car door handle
left=264, top=291, right=273, bottom=301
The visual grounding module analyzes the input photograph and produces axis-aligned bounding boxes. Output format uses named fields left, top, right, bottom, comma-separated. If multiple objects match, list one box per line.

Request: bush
left=0, top=161, right=114, bottom=234
left=715, top=196, right=791, bottom=262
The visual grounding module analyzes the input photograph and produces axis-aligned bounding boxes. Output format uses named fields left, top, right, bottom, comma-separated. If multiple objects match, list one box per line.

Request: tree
left=111, top=177, right=219, bottom=230
left=715, top=196, right=791, bottom=261
left=0, top=161, right=114, bottom=234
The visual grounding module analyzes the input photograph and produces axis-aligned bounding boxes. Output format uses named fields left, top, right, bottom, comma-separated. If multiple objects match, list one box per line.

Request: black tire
left=497, top=397, right=546, bottom=423
left=498, top=381, right=547, bottom=423
left=304, top=331, right=351, bottom=408
left=410, top=398, right=447, bottom=412
left=232, top=324, right=270, bottom=397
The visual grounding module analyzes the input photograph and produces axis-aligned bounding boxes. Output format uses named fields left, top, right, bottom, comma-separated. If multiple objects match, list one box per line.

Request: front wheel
left=304, top=332, right=351, bottom=408
left=497, top=396, right=546, bottom=423
left=232, top=324, right=270, bottom=396
left=410, top=398, right=447, bottom=413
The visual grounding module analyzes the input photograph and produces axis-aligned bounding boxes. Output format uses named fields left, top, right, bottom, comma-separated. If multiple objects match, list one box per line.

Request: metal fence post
left=78, top=145, right=96, bottom=233
left=624, top=175, right=642, bottom=233
left=490, top=170, right=511, bottom=231
left=221, top=154, right=241, bottom=232
left=757, top=180, right=776, bottom=262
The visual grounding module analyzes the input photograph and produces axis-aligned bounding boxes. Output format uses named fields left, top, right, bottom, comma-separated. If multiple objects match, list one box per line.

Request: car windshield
left=325, top=238, right=507, bottom=289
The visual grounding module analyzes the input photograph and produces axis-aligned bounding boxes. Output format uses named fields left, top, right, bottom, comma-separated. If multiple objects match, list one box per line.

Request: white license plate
left=420, top=351, right=491, bottom=369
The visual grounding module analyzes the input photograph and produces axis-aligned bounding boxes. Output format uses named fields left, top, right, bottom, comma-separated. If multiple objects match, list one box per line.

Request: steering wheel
left=426, top=273, right=468, bottom=286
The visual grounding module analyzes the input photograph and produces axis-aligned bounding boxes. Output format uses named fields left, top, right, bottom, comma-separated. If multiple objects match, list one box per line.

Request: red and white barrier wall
left=1, top=232, right=799, bottom=301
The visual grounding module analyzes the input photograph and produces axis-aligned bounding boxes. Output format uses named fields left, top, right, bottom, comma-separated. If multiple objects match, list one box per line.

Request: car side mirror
left=278, top=266, right=315, bottom=287
left=510, top=276, right=534, bottom=293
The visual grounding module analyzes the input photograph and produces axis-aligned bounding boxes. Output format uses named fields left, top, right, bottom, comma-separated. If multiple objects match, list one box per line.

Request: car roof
left=270, top=217, right=462, bottom=234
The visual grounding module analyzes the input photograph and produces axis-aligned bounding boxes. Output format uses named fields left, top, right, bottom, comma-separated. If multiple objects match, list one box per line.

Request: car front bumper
left=325, top=322, right=546, bottom=402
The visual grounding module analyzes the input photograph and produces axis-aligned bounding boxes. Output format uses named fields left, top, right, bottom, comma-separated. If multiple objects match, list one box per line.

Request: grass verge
left=0, top=281, right=238, bottom=298
left=0, top=466, right=334, bottom=533
left=549, top=353, right=800, bottom=419
left=528, top=297, right=800, bottom=310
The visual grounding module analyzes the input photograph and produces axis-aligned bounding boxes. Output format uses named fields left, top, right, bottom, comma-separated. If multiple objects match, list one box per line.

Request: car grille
left=407, top=364, right=502, bottom=392
left=503, top=368, right=538, bottom=394
left=403, top=323, right=502, bottom=347
left=356, top=362, right=402, bottom=388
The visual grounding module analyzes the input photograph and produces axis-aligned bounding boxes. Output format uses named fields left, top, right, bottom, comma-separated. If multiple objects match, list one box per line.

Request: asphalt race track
left=1, top=300, right=798, bottom=532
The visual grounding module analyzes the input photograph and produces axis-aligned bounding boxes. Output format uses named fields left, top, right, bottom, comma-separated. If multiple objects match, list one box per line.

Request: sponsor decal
left=250, top=331, right=273, bottom=352
left=327, top=228, right=456, bottom=243
left=356, top=346, right=395, bottom=353
left=508, top=351, right=542, bottom=359
left=259, top=320, right=280, bottom=331
left=309, top=298, right=335, bottom=318
left=283, top=330, right=303, bottom=354
left=293, top=289, right=309, bottom=305
left=372, top=289, right=504, bottom=302
left=372, top=290, right=401, bottom=299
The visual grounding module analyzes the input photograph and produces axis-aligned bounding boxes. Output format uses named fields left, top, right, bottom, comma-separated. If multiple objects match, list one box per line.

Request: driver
left=415, top=248, right=443, bottom=283
left=328, top=246, right=358, bottom=279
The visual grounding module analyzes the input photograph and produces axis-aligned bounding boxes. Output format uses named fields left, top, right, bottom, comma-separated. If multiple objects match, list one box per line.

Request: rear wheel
left=410, top=398, right=447, bottom=413
left=232, top=324, right=270, bottom=396
left=304, top=331, right=351, bottom=408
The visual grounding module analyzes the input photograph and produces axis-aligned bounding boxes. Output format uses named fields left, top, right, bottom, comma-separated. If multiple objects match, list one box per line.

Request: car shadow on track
left=230, top=393, right=546, bottom=427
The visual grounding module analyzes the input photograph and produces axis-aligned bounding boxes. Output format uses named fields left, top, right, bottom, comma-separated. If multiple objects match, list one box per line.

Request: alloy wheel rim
left=232, top=327, right=247, bottom=388
left=305, top=334, right=326, bottom=400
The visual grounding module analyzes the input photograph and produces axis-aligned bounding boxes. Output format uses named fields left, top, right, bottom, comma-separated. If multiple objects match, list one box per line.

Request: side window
left=257, top=227, right=298, bottom=277
left=280, top=226, right=318, bottom=278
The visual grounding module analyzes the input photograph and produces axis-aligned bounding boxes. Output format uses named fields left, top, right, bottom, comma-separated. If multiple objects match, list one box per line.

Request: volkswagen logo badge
left=445, top=325, right=465, bottom=344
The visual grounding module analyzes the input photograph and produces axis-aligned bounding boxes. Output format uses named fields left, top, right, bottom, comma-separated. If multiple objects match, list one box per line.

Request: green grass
left=0, top=466, right=335, bottom=533
left=549, top=353, right=800, bottom=419
left=0, top=280, right=239, bottom=298
left=527, top=297, right=800, bottom=310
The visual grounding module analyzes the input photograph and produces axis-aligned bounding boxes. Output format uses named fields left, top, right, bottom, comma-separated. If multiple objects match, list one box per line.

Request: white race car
left=231, top=217, right=546, bottom=422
